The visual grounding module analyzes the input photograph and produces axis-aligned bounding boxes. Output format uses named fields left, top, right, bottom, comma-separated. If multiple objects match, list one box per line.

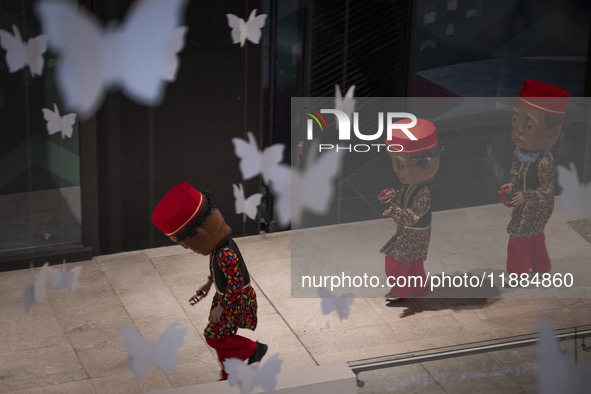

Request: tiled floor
left=1, top=199, right=591, bottom=393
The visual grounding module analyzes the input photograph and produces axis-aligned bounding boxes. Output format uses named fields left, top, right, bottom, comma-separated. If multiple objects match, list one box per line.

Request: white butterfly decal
left=224, top=353, right=282, bottom=394
left=318, top=287, right=354, bottom=321
left=266, top=164, right=291, bottom=227
left=557, top=162, right=591, bottom=219
left=23, top=263, right=50, bottom=314
left=233, top=183, right=262, bottom=221
left=335, top=84, right=356, bottom=119
left=0, top=25, right=47, bottom=77
left=42, top=103, right=77, bottom=139
left=46, top=265, right=82, bottom=292
left=269, top=148, right=344, bottom=227
left=232, top=131, right=285, bottom=184
left=537, top=317, right=591, bottom=394
left=121, top=322, right=186, bottom=378
left=35, top=0, right=188, bottom=120
left=226, top=9, right=267, bottom=47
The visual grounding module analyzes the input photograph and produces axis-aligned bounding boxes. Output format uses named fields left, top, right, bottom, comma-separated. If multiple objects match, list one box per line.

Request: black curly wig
left=409, top=144, right=444, bottom=169
left=175, top=189, right=216, bottom=243
left=544, top=113, right=566, bottom=137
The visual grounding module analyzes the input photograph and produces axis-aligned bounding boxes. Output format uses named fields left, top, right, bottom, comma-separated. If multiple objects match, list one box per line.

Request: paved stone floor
left=568, top=219, right=591, bottom=244
left=1, top=199, right=590, bottom=393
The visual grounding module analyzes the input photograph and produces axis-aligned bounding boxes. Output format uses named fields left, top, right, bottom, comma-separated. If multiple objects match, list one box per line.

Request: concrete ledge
left=150, top=363, right=358, bottom=394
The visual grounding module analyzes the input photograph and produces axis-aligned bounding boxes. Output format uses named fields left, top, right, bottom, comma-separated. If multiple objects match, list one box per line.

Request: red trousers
left=205, top=335, right=257, bottom=379
left=385, top=256, right=430, bottom=298
left=506, top=232, right=551, bottom=275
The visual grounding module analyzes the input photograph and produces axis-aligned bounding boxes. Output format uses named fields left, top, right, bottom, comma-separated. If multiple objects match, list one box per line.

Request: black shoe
left=385, top=292, right=398, bottom=301
left=385, top=298, right=405, bottom=307
left=248, top=341, right=268, bottom=365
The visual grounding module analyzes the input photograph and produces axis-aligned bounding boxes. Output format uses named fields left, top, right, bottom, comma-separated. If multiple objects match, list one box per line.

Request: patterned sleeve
left=509, top=149, right=519, bottom=188
left=526, top=156, right=556, bottom=202
left=214, top=248, right=244, bottom=310
left=387, top=186, right=430, bottom=227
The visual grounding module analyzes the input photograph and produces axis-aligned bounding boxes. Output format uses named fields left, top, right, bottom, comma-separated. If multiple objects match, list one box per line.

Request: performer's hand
left=209, top=304, right=224, bottom=323
left=188, top=290, right=206, bottom=306
left=382, top=206, right=394, bottom=217
left=188, top=282, right=211, bottom=306
left=511, top=191, right=524, bottom=206
left=501, top=183, right=514, bottom=193
left=197, top=282, right=211, bottom=296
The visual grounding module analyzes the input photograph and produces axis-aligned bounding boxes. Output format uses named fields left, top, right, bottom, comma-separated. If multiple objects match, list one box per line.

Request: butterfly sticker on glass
left=226, top=9, right=267, bottom=47
left=334, top=84, right=356, bottom=120
left=35, top=0, right=189, bottom=120
left=224, top=353, right=282, bottom=394
left=232, top=131, right=285, bottom=184
left=269, top=147, right=344, bottom=228
left=121, top=322, right=186, bottom=378
left=46, top=264, right=82, bottom=292
left=537, top=317, right=591, bottom=394
left=42, top=103, right=77, bottom=139
left=233, top=183, right=262, bottom=221
left=23, top=261, right=82, bottom=313
left=0, top=25, right=47, bottom=77
left=317, top=286, right=354, bottom=321
left=557, top=162, right=591, bottom=219
left=23, top=263, right=50, bottom=314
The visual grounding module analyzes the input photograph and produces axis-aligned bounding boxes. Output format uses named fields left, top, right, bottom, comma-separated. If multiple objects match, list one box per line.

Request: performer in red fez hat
left=500, top=80, right=569, bottom=277
left=152, top=182, right=267, bottom=380
left=379, top=118, right=442, bottom=301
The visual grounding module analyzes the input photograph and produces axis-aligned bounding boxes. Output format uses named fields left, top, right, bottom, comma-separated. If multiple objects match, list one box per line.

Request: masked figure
left=380, top=118, right=441, bottom=300
left=500, top=80, right=569, bottom=276
left=152, top=182, right=267, bottom=380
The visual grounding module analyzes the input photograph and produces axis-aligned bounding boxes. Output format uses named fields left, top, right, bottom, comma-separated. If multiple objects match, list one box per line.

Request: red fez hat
left=152, top=182, right=206, bottom=237
left=386, top=118, right=438, bottom=155
left=518, top=80, right=570, bottom=115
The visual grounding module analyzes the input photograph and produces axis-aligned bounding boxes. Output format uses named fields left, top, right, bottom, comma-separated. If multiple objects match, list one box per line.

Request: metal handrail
left=348, top=326, right=591, bottom=375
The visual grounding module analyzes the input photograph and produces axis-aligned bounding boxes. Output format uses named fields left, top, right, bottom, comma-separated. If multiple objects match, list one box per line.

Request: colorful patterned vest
left=209, top=232, right=251, bottom=294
